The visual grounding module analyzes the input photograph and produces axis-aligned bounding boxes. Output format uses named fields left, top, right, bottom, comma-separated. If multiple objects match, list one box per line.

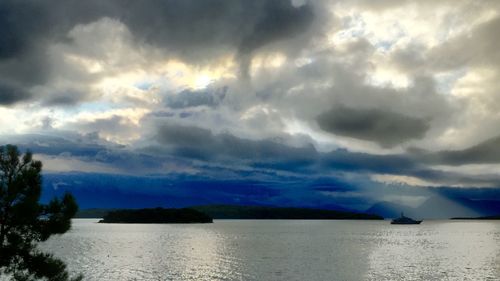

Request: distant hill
left=366, top=196, right=500, bottom=219
left=191, top=205, right=383, bottom=220
left=99, top=208, right=213, bottom=224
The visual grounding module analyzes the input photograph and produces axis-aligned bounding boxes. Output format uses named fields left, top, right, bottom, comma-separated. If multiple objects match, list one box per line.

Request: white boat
left=391, top=212, right=422, bottom=224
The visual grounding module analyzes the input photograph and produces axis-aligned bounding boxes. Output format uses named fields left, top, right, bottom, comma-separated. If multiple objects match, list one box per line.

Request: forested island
left=98, top=208, right=213, bottom=223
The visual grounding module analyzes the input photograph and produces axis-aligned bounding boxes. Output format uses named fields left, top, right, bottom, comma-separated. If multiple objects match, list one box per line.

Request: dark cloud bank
left=4, top=121, right=500, bottom=216
left=424, top=136, right=500, bottom=165
left=0, top=0, right=314, bottom=105
left=317, top=105, right=430, bottom=148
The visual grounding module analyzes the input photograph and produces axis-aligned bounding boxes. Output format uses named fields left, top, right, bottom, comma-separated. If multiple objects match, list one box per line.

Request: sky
left=1, top=0, right=500, bottom=212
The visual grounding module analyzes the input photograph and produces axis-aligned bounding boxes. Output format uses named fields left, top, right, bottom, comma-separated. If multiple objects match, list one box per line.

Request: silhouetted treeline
left=98, top=208, right=213, bottom=223
left=75, top=208, right=116, bottom=218
left=451, top=215, right=500, bottom=220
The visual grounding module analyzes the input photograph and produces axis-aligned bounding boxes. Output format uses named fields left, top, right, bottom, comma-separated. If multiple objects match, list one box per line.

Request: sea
left=40, top=219, right=500, bottom=281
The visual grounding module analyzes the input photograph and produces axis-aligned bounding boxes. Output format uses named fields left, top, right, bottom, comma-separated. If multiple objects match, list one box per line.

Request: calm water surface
left=42, top=219, right=500, bottom=280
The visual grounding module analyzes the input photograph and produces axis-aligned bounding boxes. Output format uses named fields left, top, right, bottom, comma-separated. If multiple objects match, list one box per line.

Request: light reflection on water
left=41, top=219, right=500, bottom=281
left=366, top=221, right=500, bottom=280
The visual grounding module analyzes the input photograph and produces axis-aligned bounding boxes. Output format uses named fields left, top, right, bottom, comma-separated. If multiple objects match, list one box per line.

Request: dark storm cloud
left=0, top=0, right=100, bottom=104
left=6, top=130, right=500, bottom=189
left=0, top=0, right=315, bottom=104
left=165, top=86, right=227, bottom=109
left=155, top=123, right=318, bottom=165
left=316, top=105, right=430, bottom=148
left=0, top=0, right=120, bottom=60
left=0, top=0, right=50, bottom=59
left=0, top=133, right=168, bottom=173
left=155, top=123, right=487, bottom=183
left=117, top=0, right=314, bottom=60
left=0, top=83, right=32, bottom=105
left=235, top=0, right=314, bottom=77
left=0, top=134, right=108, bottom=158
left=70, top=115, right=140, bottom=139
left=237, top=1, right=313, bottom=53
left=322, top=149, right=418, bottom=175
left=416, top=135, right=500, bottom=165
left=153, top=123, right=454, bottom=181
left=42, top=89, right=89, bottom=106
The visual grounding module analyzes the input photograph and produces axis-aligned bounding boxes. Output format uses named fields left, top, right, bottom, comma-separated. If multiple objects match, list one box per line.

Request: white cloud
left=371, top=174, right=441, bottom=187
left=37, top=154, right=122, bottom=174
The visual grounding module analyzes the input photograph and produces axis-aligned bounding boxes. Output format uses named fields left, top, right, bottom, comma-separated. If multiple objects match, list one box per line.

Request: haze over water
left=42, top=219, right=500, bottom=281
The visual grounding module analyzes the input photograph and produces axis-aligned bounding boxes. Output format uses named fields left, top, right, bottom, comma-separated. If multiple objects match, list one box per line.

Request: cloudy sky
left=2, top=0, right=500, bottom=210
